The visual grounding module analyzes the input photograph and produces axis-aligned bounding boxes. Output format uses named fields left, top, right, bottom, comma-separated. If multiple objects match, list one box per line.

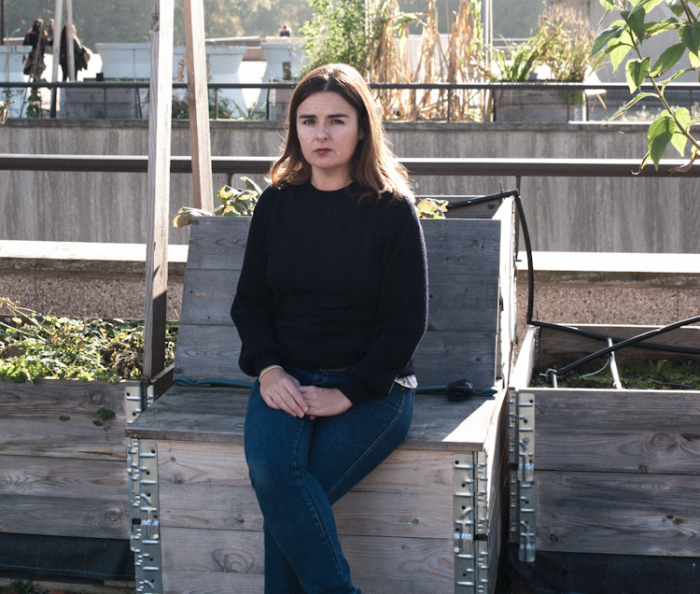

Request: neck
left=310, top=170, right=352, bottom=192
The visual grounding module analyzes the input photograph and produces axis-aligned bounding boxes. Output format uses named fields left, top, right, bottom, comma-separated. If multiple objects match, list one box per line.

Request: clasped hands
left=259, top=366, right=353, bottom=419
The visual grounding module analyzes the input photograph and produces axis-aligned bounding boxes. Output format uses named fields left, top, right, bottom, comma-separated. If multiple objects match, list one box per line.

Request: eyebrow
left=298, top=112, right=350, bottom=119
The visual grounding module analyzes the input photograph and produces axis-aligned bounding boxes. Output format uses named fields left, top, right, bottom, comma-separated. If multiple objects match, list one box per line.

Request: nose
left=315, top=123, right=328, bottom=139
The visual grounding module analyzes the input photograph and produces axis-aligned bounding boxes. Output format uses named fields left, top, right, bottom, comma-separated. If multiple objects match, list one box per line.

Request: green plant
left=592, top=0, right=700, bottom=170
left=172, top=176, right=263, bottom=227
left=0, top=299, right=177, bottom=384
left=489, top=6, right=596, bottom=82
left=300, top=0, right=372, bottom=74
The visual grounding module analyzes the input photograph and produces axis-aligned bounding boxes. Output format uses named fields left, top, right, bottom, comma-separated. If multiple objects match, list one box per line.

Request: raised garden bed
left=0, top=307, right=176, bottom=580
left=509, top=323, right=700, bottom=568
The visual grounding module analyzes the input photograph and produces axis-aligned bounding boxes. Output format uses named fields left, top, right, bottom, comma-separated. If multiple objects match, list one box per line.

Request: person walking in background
left=22, top=19, right=49, bottom=78
left=59, top=24, right=90, bottom=81
left=279, top=23, right=292, bottom=37
left=231, top=63, right=428, bottom=593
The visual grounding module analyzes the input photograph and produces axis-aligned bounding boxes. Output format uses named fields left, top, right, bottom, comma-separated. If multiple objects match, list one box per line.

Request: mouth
left=314, top=148, right=332, bottom=156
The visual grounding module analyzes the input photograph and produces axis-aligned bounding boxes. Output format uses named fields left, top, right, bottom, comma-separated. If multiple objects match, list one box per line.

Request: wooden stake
left=143, top=0, right=174, bottom=381
left=65, top=0, right=75, bottom=81
left=50, top=0, right=64, bottom=117
left=183, top=0, right=213, bottom=211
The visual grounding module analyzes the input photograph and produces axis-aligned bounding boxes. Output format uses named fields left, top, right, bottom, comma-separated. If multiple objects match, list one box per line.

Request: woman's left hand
left=299, top=386, right=353, bottom=419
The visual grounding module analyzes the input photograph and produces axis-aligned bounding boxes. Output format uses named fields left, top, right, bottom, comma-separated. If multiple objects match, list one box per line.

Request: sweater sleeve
left=230, top=189, right=282, bottom=376
left=339, top=197, right=429, bottom=404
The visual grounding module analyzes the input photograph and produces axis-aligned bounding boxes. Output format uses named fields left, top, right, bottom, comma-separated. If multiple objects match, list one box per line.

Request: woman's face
left=296, top=91, right=364, bottom=190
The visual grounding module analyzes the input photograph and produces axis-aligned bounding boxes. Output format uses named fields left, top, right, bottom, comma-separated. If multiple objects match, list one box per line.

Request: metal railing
left=2, top=154, right=700, bottom=182
left=2, top=80, right=700, bottom=122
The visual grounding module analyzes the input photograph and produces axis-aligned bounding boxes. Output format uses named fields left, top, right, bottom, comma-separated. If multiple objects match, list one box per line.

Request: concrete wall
left=1, top=119, right=699, bottom=252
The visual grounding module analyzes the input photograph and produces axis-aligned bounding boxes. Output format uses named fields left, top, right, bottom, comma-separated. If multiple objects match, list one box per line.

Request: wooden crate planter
left=509, top=323, right=700, bottom=562
left=493, top=88, right=587, bottom=122
left=126, top=198, right=517, bottom=594
left=0, top=379, right=143, bottom=539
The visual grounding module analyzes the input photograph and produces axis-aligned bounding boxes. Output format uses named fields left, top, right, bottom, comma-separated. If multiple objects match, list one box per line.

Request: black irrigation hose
left=555, top=315, right=700, bottom=377
left=448, top=188, right=700, bottom=378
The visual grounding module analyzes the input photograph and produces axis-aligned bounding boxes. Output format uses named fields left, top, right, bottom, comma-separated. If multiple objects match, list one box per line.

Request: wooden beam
left=49, top=0, right=64, bottom=117
left=65, top=0, right=75, bottom=81
left=183, top=0, right=213, bottom=210
left=144, top=0, right=174, bottom=381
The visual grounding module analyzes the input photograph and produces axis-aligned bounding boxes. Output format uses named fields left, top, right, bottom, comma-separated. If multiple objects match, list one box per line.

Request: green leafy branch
left=172, top=176, right=263, bottom=227
left=592, top=0, right=700, bottom=170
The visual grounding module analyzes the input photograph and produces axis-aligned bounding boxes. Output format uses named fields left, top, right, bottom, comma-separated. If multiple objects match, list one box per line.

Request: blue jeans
left=244, top=367, right=414, bottom=594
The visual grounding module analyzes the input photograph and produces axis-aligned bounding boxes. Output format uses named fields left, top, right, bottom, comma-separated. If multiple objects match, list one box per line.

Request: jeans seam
left=292, top=417, right=354, bottom=590
left=326, top=388, right=408, bottom=503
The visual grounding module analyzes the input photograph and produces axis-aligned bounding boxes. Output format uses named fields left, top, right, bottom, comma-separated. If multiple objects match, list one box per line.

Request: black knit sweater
left=230, top=182, right=428, bottom=404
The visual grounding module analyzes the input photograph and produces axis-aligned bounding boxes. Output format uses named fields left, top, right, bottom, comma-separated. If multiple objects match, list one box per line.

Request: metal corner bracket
left=453, top=451, right=489, bottom=594
left=508, top=390, right=537, bottom=562
left=128, top=438, right=163, bottom=594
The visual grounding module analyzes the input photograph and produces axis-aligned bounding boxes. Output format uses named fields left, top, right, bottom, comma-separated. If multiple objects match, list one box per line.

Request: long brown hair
left=269, top=64, right=412, bottom=201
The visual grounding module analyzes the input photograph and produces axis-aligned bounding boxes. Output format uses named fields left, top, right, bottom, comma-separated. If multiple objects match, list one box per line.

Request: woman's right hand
left=259, top=366, right=309, bottom=418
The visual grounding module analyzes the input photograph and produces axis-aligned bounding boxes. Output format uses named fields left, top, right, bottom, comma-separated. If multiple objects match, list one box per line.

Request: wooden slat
left=184, top=216, right=502, bottom=276
left=126, top=386, right=494, bottom=451
left=179, top=268, right=500, bottom=332
left=183, top=0, right=213, bottom=211
left=156, top=441, right=453, bottom=494
left=0, top=379, right=130, bottom=459
left=532, top=387, right=700, bottom=474
left=537, top=470, right=700, bottom=556
left=0, top=494, right=129, bottom=539
left=161, top=527, right=454, bottom=593
left=0, top=456, right=127, bottom=500
left=173, top=322, right=498, bottom=389
left=537, top=324, right=700, bottom=369
left=184, top=217, right=250, bottom=270
left=160, top=484, right=451, bottom=538
left=144, top=0, right=175, bottom=380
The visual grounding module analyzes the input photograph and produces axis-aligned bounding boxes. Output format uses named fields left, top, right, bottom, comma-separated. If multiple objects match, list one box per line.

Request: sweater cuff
left=253, top=354, right=283, bottom=377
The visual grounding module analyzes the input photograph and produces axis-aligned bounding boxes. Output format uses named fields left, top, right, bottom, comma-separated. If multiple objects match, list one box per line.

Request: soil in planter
left=530, top=360, right=700, bottom=390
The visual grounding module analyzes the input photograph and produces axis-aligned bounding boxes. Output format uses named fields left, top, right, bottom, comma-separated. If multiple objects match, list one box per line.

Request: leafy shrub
left=0, top=300, right=177, bottom=384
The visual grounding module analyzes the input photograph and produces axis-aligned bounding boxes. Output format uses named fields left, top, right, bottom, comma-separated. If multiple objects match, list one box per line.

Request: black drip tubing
left=446, top=189, right=700, bottom=378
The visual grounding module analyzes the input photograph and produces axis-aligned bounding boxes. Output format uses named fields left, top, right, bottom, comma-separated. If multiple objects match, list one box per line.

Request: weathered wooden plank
left=183, top=0, right=214, bottom=211
left=0, top=456, right=127, bottom=499
left=144, top=0, right=175, bottom=380
left=161, top=527, right=453, bottom=592
left=532, top=388, right=700, bottom=474
left=537, top=324, right=700, bottom=369
left=160, top=569, right=454, bottom=594
left=537, top=470, right=700, bottom=556
left=510, top=326, right=537, bottom=390
left=178, top=268, right=500, bottom=332
left=496, top=198, right=517, bottom=386
left=156, top=441, right=453, bottom=494
left=0, top=379, right=130, bottom=459
left=161, top=484, right=451, bottom=538
left=414, top=330, right=497, bottom=390
left=184, top=216, right=502, bottom=276
left=127, top=386, right=493, bottom=451
left=184, top=217, right=250, bottom=270
left=0, top=494, right=129, bottom=539
left=173, top=322, right=497, bottom=389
